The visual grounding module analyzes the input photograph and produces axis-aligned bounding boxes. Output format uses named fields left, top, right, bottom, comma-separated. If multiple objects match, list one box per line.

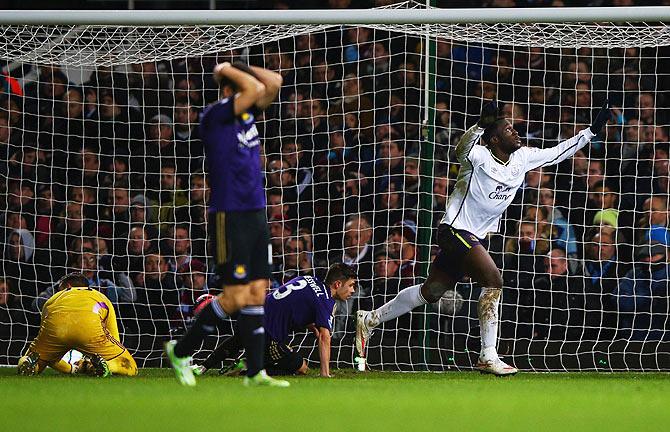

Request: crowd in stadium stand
left=1, top=12, right=670, bottom=364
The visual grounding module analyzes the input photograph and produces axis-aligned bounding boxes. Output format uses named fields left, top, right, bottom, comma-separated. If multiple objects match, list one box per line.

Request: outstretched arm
left=525, top=101, right=610, bottom=170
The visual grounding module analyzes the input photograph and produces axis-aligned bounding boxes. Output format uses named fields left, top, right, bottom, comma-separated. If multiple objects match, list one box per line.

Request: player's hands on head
left=231, top=61, right=260, bottom=81
left=590, top=99, right=610, bottom=135
left=213, top=62, right=231, bottom=83
left=478, top=100, right=499, bottom=129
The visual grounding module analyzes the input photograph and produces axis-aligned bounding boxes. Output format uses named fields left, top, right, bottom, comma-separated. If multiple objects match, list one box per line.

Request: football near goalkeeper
left=17, top=273, right=137, bottom=377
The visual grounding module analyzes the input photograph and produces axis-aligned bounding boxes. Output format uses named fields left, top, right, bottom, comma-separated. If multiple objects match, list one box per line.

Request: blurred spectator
left=276, top=236, right=313, bottom=285
left=637, top=196, right=670, bottom=246
left=555, top=148, right=589, bottom=221
left=269, top=215, right=294, bottom=272
left=94, top=88, right=141, bottom=156
left=615, top=241, right=670, bottom=341
left=4, top=228, right=39, bottom=306
left=434, top=100, right=460, bottom=149
left=51, top=201, right=97, bottom=268
left=582, top=226, right=629, bottom=341
left=33, top=187, right=61, bottom=249
left=0, top=277, right=28, bottom=355
left=110, top=225, right=154, bottom=284
left=372, top=139, right=405, bottom=193
left=538, top=187, right=578, bottom=262
left=127, top=61, right=172, bottom=120
left=338, top=73, right=375, bottom=142
left=173, top=258, right=209, bottom=330
left=267, top=188, right=288, bottom=221
left=373, top=180, right=407, bottom=230
left=587, top=181, right=631, bottom=237
left=104, top=186, right=132, bottom=242
left=266, top=158, right=296, bottom=202
left=162, top=224, right=193, bottom=272
left=155, top=163, right=189, bottom=228
left=332, top=214, right=374, bottom=338
left=372, top=249, right=401, bottom=301
left=129, top=194, right=157, bottom=233
left=403, top=156, right=420, bottom=208
left=386, top=221, right=417, bottom=287
left=503, top=220, right=546, bottom=290
left=522, top=205, right=552, bottom=256
left=532, top=248, right=586, bottom=341
left=132, top=253, right=179, bottom=339
left=32, top=247, right=133, bottom=312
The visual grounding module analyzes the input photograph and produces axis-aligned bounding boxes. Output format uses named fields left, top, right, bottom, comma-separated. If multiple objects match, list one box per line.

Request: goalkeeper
left=17, top=273, right=138, bottom=377
left=357, top=99, right=611, bottom=376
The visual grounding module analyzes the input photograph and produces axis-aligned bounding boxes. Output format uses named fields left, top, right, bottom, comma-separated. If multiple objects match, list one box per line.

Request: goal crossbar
left=1, top=7, right=670, bottom=25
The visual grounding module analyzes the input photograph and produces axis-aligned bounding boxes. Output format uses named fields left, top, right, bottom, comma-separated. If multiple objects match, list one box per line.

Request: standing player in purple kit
left=165, top=61, right=287, bottom=387
left=192, top=263, right=357, bottom=378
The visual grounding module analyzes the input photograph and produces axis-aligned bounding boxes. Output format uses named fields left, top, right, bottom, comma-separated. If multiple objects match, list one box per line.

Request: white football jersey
left=440, top=125, right=595, bottom=239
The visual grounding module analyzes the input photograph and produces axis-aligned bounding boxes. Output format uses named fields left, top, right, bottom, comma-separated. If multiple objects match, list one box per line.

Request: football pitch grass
left=2, top=368, right=669, bottom=431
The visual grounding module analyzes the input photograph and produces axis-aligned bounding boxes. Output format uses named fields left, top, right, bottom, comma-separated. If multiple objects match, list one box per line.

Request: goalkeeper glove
left=478, top=100, right=499, bottom=129
left=590, top=100, right=610, bottom=135
left=231, top=61, right=261, bottom=81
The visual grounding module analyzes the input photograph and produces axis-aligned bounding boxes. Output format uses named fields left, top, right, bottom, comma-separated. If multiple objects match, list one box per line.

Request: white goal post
left=1, top=5, right=670, bottom=372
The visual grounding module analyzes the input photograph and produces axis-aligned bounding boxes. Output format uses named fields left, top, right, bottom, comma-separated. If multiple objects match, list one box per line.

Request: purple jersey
left=200, top=97, right=265, bottom=212
left=264, top=275, right=336, bottom=343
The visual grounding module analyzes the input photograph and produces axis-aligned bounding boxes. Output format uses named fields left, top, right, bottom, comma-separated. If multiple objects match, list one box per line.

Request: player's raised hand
left=478, top=99, right=498, bottom=129
left=590, top=100, right=610, bottom=135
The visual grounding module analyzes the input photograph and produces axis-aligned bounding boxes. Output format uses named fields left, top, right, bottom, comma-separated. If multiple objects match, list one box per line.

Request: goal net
left=1, top=4, right=670, bottom=371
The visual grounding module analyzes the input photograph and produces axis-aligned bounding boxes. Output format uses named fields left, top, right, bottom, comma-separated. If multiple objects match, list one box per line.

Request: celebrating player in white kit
left=357, top=99, right=610, bottom=375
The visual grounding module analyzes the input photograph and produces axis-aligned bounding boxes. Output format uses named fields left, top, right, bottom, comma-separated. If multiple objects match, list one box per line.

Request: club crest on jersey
left=489, top=184, right=513, bottom=200
left=510, top=163, right=522, bottom=177
left=240, top=112, right=254, bottom=124
left=233, top=264, right=248, bottom=280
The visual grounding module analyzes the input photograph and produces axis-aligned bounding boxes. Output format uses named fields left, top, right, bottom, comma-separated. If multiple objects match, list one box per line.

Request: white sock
left=368, top=284, right=427, bottom=327
left=478, top=287, right=501, bottom=360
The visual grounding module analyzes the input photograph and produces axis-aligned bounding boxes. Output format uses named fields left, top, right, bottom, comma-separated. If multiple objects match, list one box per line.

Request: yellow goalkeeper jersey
left=32, top=287, right=124, bottom=362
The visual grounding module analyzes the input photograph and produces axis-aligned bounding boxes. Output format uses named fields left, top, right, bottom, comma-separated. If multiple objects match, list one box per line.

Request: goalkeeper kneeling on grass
left=192, top=263, right=357, bottom=378
left=17, top=272, right=138, bottom=377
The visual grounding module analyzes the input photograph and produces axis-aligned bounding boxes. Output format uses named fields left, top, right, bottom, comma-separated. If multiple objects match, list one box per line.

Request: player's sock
left=202, top=334, right=242, bottom=370
left=174, top=299, right=227, bottom=358
left=238, top=305, right=265, bottom=377
left=368, top=284, right=427, bottom=326
left=478, top=287, right=501, bottom=360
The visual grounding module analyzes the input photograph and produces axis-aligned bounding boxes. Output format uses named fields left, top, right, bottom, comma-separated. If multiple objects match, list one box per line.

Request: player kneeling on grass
left=17, top=272, right=138, bottom=377
left=192, top=263, right=357, bottom=378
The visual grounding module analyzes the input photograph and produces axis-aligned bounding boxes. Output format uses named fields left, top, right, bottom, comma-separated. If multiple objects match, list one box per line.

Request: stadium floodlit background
left=1, top=1, right=670, bottom=430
